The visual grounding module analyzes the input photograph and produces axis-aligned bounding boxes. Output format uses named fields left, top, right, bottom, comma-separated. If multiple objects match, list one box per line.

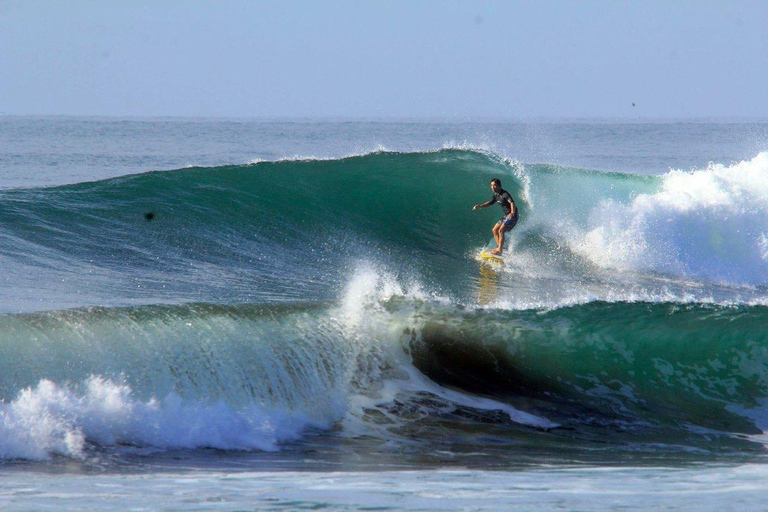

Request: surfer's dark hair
left=491, top=178, right=502, bottom=186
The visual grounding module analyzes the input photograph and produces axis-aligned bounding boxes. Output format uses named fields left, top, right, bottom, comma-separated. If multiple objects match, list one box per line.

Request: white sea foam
left=0, top=376, right=334, bottom=460
left=572, top=153, right=768, bottom=286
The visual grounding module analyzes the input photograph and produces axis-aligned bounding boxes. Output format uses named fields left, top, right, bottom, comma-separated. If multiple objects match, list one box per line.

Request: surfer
left=472, top=178, right=518, bottom=255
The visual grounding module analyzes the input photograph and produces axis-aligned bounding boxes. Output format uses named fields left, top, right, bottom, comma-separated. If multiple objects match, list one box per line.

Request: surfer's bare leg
left=496, top=230, right=506, bottom=255
left=491, top=223, right=503, bottom=254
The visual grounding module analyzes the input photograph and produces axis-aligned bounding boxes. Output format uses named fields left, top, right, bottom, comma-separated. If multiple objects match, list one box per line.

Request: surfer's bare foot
left=490, top=248, right=502, bottom=255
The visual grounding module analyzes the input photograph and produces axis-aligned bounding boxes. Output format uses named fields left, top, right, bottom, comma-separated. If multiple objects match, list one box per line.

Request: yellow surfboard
left=480, top=250, right=505, bottom=263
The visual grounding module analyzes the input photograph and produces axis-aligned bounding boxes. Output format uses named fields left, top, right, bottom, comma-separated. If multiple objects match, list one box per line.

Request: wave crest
left=572, top=153, right=768, bottom=285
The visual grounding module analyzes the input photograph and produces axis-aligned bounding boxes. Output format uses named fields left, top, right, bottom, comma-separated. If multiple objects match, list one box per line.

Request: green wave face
left=0, top=150, right=539, bottom=307
left=0, top=302, right=359, bottom=407
left=1, top=147, right=764, bottom=310
left=409, top=300, right=768, bottom=433
left=0, top=149, right=518, bottom=249
left=4, top=147, right=766, bottom=308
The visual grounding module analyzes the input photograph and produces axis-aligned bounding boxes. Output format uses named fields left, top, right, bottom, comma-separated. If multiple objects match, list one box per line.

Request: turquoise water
left=1, top=117, right=768, bottom=509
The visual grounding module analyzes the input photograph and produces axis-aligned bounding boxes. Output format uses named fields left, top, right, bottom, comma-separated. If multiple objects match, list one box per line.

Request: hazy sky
left=2, top=0, right=767, bottom=118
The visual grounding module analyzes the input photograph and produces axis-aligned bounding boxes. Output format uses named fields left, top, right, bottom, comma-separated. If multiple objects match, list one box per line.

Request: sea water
left=1, top=117, right=767, bottom=509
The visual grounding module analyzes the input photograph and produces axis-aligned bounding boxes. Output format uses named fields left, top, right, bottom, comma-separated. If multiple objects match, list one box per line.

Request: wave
left=1, top=149, right=766, bottom=313
left=409, top=300, right=768, bottom=429
left=0, top=278, right=556, bottom=460
left=2, top=149, right=768, bottom=460
left=2, top=277, right=768, bottom=460
left=0, top=302, right=362, bottom=459
left=0, top=149, right=524, bottom=311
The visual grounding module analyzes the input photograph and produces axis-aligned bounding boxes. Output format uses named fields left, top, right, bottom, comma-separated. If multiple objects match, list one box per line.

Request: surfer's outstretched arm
left=473, top=200, right=494, bottom=210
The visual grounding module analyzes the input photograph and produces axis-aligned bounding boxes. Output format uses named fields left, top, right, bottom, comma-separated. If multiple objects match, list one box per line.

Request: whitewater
left=1, top=117, right=768, bottom=510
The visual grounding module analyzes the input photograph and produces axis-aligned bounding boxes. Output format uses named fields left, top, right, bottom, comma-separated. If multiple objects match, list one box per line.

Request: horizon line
left=3, top=114, right=768, bottom=124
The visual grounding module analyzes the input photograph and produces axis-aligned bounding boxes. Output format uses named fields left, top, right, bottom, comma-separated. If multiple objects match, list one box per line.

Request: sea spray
left=573, top=153, right=768, bottom=285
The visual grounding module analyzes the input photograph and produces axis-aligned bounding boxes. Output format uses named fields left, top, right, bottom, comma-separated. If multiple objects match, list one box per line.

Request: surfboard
left=480, top=250, right=505, bottom=263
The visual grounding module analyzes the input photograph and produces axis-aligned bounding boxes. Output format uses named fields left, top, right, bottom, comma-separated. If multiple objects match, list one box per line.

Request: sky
left=1, top=0, right=767, bottom=118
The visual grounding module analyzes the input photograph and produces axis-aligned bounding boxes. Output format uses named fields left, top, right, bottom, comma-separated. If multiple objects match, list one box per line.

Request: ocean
left=1, top=117, right=767, bottom=509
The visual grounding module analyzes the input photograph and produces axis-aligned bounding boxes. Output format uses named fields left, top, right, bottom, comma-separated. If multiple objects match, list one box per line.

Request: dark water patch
left=407, top=301, right=768, bottom=435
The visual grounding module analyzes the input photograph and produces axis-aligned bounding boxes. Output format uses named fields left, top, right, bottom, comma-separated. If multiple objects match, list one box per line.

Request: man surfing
left=472, top=178, right=518, bottom=256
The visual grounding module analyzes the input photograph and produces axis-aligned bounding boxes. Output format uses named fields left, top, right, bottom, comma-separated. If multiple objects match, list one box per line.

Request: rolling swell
left=2, top=295, right=768, bottom=460
left=0, top=149, right=524, bottom=310
left=0, top=149, right=523, bottom=259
